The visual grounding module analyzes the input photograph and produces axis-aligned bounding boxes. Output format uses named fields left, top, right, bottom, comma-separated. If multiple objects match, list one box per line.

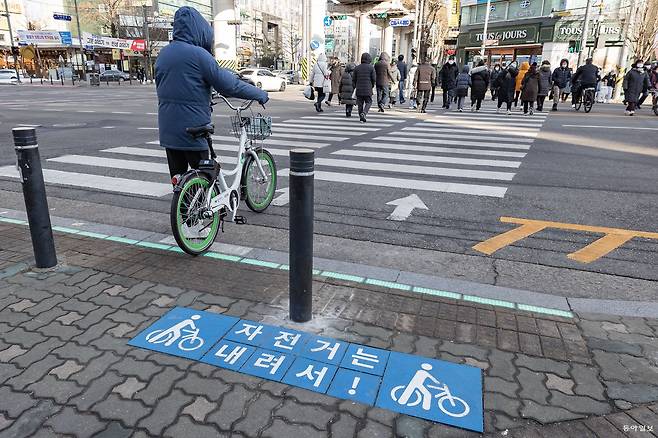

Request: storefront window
left=460, top=6, right=473, bottom=25
left=507, top=0, right=542, bottom=20
left=543, top=0, right=567, bottom=15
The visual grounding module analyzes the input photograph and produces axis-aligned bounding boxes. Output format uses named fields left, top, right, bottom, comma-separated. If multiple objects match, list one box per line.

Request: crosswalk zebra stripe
left=278, top=168, right=508, bottom=198
left=271, top=132, right=348, bottom=141
left=351, top=142, right=528, bottom=157
left=374, top=136, right=532, bottom=150
left=0, top=166, right=172, bottom=197
left=431, top=118, right=544, bottom=128
left=415, top=122, right=539, bottom=133
left=277, top=123, right=381, bottom=132
left=102, top=145, right=292, bottom=159
left=211, top=135, right=328, bottom=149
left=275, top=127, right=369, bottom=136
left=318, top=114, right=405, bottom=123
left=399, top=128, right=534, bottom=144
left=315, top=158, right=516, bottom=181
left=332, top=149, right=521, bottom=168
left=47, top=154, right=238, bottom=171
left=296, top=117, right=393, bottom=127
left=404, top=126, right=538, bottom=138
left=447, top=111, right=547, bottom=118
left=437, top=116, right=546, bottom=123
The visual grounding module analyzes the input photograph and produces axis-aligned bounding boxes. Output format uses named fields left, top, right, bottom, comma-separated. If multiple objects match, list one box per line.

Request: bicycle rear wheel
left=171, top=174, right=220, bottom=255
left=584, top=92, right=594, bottom=113
left=243, top=149, right=277, bottom=213
left=574, top=100, right=582, bottom=111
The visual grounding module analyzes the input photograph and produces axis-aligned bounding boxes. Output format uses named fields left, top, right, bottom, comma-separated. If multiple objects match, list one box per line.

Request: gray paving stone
left=518, top=368, right=549, bottom=404
left=182, top=396, right=216, bottom=422
left=27, top=374, right=84, bottom=403
left=284, top=387, right=338, bottom=406
left=152, top=295, right=174, bottom=307
left=0, top=345, right=26, bottom=363
left=0, top=386, right=38, bottom=417
left=70, top=351, right=121, bottom=386
left=484, top=392, right=521, bottom=418
left=439, top=341, right=489, bottom=362
left=262, top=418, right=324, bottom=438
left=357, top=420, right=394, bottom=438
left=135, top=366, right=186, bottom=405
left=71, top=371, right=125, bottom=410
left=582, top=416, right=627, bottom=438
left=614, top=400, right=633, bottom=410
left=0, top=400, right=59, bottom=438
left=593, top=350, right=631, bottom=383
left=235, top=392, right=281, bottom=436
left=49, top=360, right=84, bottom=379
left=464, top=357, right=489, bottom=370
left=93, top=421, right=133, bottom=438
left=520, top=400, right=584, bottom=424
left=0, top=363, right=20, bottom=386
left=367, top=407, right=397, bottom=427
left=51, top=343, right=103, bottom=363
left=414, top=336, right=440, bottom=357
left=485, top=376, right=519, bottom=398
left=605, top=381, right=658, bottom=403
left=56, top=311, right=84, bottom=326
left=548, top=391, right=611, bottom=415
left=621, top=318, right=655, bottom=336
left=487, top=349, right=516, bottom=382
left=73, top=306, right=116, bottom=330
left=107, top=323, right=135, bottom=338
left=619, top=354, right=658, bottom=383
left=6, top=356, right=65, bottom=390
left=330, top=413, right=359, bottom=438
left=515, top=354, right=570, bottom=378
left=392, top=332, right=416, bottom=354
left=207, top=385, right=254, bottom=430
left=587, top=337, right=642, bottom=356
left=599, top=321, right=628, bottom=333
left=275, top=399, right=334, bottom=430
left=57, top=298, right=98, bottom=314
left=112, top=377, right=147, bottom=399
left=350, top=322, right=392, bottom=342
left=138, top=389, right=192, bottom=436
left=37, top=320, right=84, bottom=341
left=104, top=285, right=127, bottom=296
left=545, top=373, right=574, bottom=395
left=164, top=416, right=227, bottom=438
left=570, top=363, right=606, bottom=401
left=45, top=406, right=107, bottom=438
left=8, top=299, right=36, bottom=312
left=396, top=415, right=429, bottom=437
left=110, top=357, right=162, bottom=381
left=0, top=413, right=11, bottom=431
left=93, top=393, right=151, bottom=426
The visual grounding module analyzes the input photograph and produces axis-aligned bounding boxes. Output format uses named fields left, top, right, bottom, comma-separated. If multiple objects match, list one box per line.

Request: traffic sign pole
left=72, top=0, right=86, bottom=80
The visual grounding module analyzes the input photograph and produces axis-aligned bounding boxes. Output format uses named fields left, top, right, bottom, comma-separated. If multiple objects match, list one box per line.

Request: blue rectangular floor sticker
left=375, top=352, right=484, bottom=433
left=129, top=307, right=483, bottom=433
left=128, top=307, right=238, bottom=360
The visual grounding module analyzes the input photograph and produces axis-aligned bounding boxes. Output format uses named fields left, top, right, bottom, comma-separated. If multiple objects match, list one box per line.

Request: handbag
left=351, top=89, right=357, bottom=100
left=322, top=78, right=331, bottom=94
left=303, top=84, right=315, bottom=100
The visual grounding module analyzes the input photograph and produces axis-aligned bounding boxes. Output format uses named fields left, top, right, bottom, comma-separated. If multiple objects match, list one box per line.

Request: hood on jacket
left=461, top=65, right=470, bottom=74
left=345, top=62, right=356, bottom=73
left=379, top=52, right=390, bottom=63
left=559, top=58, right=569, bottom=67
left=540, top=65, right=551, bottom=72
left=317, top=53, right=327, bottom=63
left=172, top=6, right=213, bottom=54
left=470, top=65, right=488, bottom=74
left=360, top=52, right=372, bottom=64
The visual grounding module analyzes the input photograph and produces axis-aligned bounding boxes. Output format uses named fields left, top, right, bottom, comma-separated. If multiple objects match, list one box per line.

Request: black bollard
left=289, top=149, right=314, bottom=322
left=12, top=128, right=57, bottom=268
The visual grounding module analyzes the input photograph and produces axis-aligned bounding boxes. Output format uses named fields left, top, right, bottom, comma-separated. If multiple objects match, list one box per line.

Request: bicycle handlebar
left=212, top=93, right=257, bottom=112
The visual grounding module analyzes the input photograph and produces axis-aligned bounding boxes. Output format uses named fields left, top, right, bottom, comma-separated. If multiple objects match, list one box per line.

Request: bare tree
left=632, top=0, right=658, bottom=61
left=402, top=0, right=449, bottom=60
left=79, top=0, right=129, bottom=37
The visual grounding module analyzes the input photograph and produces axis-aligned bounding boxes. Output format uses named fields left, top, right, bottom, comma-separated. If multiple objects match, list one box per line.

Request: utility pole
left=73, top=0, right=86, bottom=80
left=480, top=0, right=492, bottom=61
left=577, top=0, right=593, bottom=66
left=614, top=0, right=640, bottom=99
left=142, top=4, right=151, bottom=82
left=2, top=0, right=21, bottom=83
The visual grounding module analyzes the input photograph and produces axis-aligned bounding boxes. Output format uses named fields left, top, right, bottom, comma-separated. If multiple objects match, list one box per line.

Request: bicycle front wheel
left=574, top=100, right=582, bottom=111
left=171, top=174, right=220, bottom=256
left=243, top=149, right=277, bottom=213
left=584, top=93, right=594, bottom=113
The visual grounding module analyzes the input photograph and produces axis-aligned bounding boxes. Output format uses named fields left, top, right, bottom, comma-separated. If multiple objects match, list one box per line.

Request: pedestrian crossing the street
left=0, top=105, right=548, bottom=200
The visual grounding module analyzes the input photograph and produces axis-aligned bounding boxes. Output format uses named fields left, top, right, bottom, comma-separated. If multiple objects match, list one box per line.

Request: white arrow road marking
left=272, top=187, right=289, bottom=206
left=386, top=194, right=428, bottom=221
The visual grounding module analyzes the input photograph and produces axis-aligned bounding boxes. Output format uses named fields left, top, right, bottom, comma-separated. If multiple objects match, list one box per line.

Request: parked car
left=0, top=69, right=19, bottom=85
left=99, top=70, right=131, bottom=82
left=276, top=69, right=300, bottom=85
left=225, top=68, right=256, bottom=86
left=239, top=68, right=286, bottom=91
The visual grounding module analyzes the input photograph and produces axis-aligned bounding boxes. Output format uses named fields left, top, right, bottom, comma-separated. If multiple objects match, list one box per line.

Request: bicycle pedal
left=234, top=216, right=247, bottom=225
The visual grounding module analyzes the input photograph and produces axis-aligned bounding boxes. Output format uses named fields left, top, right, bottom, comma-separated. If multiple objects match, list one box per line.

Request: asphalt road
left=1, top=82, right=657, bottom=302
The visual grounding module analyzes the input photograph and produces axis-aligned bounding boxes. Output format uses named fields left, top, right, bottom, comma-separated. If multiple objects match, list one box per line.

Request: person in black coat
left=440, top=57, right=459, bottom=108
left=490, top=64, right=502, bottom=100
left=495, top=62, right=518, bottom=114
left=469, top=60, right=490, bottom=111
left=338, top=62, right=356, bottom=117
left=623, top=59, right=651, bottom=115
left=397, top=54, right=408, bottom=104
left=352, top=52, right=376, bottom=123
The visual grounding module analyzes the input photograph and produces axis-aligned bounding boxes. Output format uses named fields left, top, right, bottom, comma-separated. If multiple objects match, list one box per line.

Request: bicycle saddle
left=186, top=124, right=215, bottom=138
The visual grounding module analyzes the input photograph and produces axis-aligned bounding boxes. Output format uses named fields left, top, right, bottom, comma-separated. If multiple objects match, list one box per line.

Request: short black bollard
left=289, top=149, right=314, bottom=322
left=12, top=128, right=57, bottom=268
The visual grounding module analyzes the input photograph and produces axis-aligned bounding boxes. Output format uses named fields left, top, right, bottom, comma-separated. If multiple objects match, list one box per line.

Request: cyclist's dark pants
left=166, top=149, right=209, bottom=178
left=572, top=83, right=596, bottom=105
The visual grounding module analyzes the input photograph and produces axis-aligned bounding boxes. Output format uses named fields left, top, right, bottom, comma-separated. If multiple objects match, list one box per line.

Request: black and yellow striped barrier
left=216, top=58, right=238, bottom=71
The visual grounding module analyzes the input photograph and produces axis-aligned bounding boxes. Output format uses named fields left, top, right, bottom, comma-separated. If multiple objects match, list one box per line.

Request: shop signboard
left=17, top=30, right=72, bottom=46
left=554, top=20, right=622, bottom=42
left=82, top=33, right=146, bottom=51
left=469, top=25, right=538, bottom=46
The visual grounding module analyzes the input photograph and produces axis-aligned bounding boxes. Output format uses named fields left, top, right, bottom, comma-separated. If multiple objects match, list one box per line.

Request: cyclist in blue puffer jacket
left=155, top=7, right=268, bottom=178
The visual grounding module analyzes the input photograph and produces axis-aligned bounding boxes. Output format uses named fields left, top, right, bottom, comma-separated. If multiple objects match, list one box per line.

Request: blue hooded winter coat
left=155, top=7, right=268, bottom=151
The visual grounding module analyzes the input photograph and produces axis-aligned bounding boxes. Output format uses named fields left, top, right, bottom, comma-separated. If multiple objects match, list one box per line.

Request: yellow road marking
left=474, top=217, right=658, bottom=263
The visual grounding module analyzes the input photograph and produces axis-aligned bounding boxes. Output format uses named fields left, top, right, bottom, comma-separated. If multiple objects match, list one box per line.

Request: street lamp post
left=2, top=0, right=21, bottom=83
left=73, top=0, right=86, bottom=80
left=142, top=4, right=152, bottom=82
left=614, top=0, right=640, bottom=99
left=480, top=0, right=492, bottom=61
left=577, top=0, right=593, bottom=66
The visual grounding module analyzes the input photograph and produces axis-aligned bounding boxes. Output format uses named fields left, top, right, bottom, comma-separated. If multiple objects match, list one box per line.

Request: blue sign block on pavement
left=262, top=326, right=309, bottom=354
left=240, top=348, right=293, bottom=381
left=299, top=335, right=348, bottom=365
left=200, top=339, right=255, bottom=371
left=340, top=344, right=390, bottom=376
left=224, top=319, right=275, bottom=347
left=128, top=307, right=239, bottom=360
left=375, top=352, right=484, bottom=433
left=327, top=368, right=381, bottom=405
left=282, top=357, right=337, bottom=393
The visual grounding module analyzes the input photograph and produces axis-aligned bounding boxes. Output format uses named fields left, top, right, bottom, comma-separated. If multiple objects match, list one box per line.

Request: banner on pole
left=82, top=33, right=146, bottom=51
left=17, top=30, right=72, bottom=46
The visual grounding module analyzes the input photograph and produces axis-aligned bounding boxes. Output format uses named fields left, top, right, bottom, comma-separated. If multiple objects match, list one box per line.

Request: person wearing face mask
left=440, top=57, right=459, bottom=109
left=550, top=59, right=571, bottom=111
left=571, top=58, right=600, bottom=109
left=536, top=60, right=552, bottom=112
left=494, top=61, right=518, bottom=115
left=623, top=59, right=651, bottom=116
left=490, top=64, right=502, bottom=100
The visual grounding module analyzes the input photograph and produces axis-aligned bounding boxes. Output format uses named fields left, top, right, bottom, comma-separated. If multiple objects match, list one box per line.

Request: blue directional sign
left=310, top=40, right=320, bottom=50
left=389, top=18, right=411, bottom=27
left=375, top=352, right=483, bottom=433
left=128, top=307, right=238, bottom=360
left=53, top=13, right=72, bottom=21
left=328, top=369, right=380, bottom=405
left=323, top=16, right=333, bottom=27
left=59, top=31, right=72, bottom=46
left=282, top=357, right=337, bottom=393
left=240, top=348, right=294, bottom=381
left=201, top=339, right=255, bottom=371
left=339, top=344, right=389, bottom=376
left=299, top=335, right=348, bottom=365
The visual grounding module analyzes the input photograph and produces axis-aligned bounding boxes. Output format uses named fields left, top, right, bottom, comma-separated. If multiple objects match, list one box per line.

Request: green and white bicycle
left=170, top=94, right=277, bottom=255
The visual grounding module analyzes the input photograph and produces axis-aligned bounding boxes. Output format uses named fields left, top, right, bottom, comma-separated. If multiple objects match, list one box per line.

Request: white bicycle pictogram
left=390, top=363, right=470, bottom=418
left=145, top=314, right=205, bottom=351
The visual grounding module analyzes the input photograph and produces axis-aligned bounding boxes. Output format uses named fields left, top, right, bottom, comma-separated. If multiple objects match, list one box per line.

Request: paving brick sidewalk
left=0, top=222, right=657, bottom=438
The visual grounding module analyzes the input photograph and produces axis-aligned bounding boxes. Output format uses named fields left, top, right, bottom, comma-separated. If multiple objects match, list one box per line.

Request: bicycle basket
left=230, top=115, right=272, bottom=140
